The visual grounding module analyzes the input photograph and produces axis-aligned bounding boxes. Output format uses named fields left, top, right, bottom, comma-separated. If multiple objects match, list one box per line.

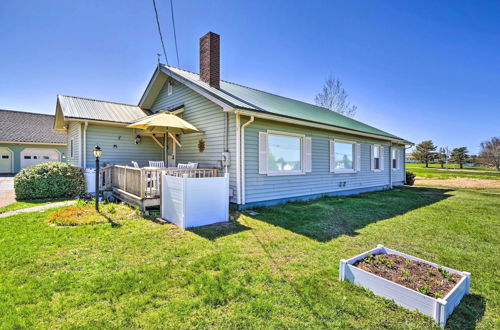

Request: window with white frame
left=167, top=81, right=173, bottom=95
left=259, top=131, right=312, bottom=176
left=330, top=140, right=361, bottom=173
left=392, top=148, right=399, bottom=170
left=371, top=144, right=383, bottom=171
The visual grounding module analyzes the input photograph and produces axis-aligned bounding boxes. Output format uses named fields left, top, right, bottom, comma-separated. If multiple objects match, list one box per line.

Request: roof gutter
left=233, top=108, right=411, bottom=145
left=0, top=141, right=66, bottom=146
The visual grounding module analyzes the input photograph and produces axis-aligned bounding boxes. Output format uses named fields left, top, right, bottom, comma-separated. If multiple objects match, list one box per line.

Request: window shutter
left=355, top=143, right=361, bottom=172
left=370, top=145, right=375, bottom=171
left=396, top=149, right=400, bottom=170
left=304, top=137, right=312, bottom=173
left=380, top=146, right=385, bottom=171
left=329, top=140, right=335, bottom=172
left=258, top=132, right=268, bottom=174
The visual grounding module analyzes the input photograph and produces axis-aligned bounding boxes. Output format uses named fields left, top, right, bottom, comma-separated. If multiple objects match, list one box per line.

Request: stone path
left=0, top=200, right=77, bottom=218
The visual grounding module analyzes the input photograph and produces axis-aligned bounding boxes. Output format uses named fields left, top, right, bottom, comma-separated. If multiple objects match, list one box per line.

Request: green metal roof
left=162, top=65, right=410, bottom=143
left=57, top=95, right=150, bottom=123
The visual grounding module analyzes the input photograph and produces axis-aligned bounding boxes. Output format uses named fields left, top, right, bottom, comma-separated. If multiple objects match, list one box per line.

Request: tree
left=478, top=137, right=500, bottom=170
left=315, top=74, right=357, bottom=117
left=412, top=140, right=437, bottom=167
left=450, top=147, right=469, bottom=169
left=437, top=147, right=449, bottom=168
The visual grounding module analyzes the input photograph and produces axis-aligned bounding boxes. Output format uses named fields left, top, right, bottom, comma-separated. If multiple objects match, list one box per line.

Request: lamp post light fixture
left=93, top=145, right=102, bottom=211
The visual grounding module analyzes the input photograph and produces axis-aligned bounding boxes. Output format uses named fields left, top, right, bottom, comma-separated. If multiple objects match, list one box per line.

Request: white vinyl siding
left=244, top=118, right=391, bottom=204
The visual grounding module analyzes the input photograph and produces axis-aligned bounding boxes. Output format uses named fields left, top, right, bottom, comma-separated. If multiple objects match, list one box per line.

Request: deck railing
left=165, top=168, right=218, bottom=178
left=101, top=165, right=219, bottom=202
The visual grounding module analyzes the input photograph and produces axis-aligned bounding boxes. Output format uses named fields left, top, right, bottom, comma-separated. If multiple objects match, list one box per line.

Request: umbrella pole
left=165, top=128, right=169, bottom=166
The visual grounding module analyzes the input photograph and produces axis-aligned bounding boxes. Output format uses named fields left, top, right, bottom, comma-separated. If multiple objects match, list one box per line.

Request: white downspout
left=389, top=144, right=392, bottom=189
left=240, top=115, right=254, bottom=205
left=235, top=113, right=241, bottom=205
left=83, top=121, right=88, bottom=169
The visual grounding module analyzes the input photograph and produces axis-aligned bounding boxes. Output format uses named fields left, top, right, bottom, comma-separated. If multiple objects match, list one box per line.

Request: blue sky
left=1, top=0, right=498, bottom=153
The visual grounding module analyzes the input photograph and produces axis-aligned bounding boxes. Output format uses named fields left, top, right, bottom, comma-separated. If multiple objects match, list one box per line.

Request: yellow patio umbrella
left=127, top=113, right=200, bottom=165
left=127, top=112, right=199, bottom=134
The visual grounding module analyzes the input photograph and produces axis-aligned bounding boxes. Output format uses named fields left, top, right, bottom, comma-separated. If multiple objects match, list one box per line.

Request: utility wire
left=170, top=0, right=180, bottom=67
left=152, top=0, right=169, bottom=66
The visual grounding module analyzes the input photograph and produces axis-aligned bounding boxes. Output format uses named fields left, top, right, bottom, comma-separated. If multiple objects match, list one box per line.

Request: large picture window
left=267, top=133, right=302, bottom=173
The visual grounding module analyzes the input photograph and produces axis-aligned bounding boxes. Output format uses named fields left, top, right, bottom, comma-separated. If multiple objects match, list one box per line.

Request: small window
left=167, top=82, right=173, bottom=95
left=70, top=139, right=74, bottom=158
left=43, top=156, right=50, bottom=160
left=267, top=133, right=302, bottom=173
left=1, top=155, right=9, bottom=159
left=373, top=145, right=381, bottom=170
left=334, top=141, right=355, bottom=171
left=33, top=156, right=38, bottom=159
left=392, top=149, right=398, bottom=170
left=24, top=156, right=31, bottom=159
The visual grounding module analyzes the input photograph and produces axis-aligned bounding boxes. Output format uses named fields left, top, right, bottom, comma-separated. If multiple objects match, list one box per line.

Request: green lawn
left=0, top=187, right=498, bottom=329
left=406, top=163, right=500, bottom=180
left=0, top=198, right=70, bottom=214
left=407, top=163, right=497, bottom=171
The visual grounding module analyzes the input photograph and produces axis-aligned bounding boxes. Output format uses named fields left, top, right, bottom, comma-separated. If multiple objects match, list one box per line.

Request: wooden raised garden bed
left=339, top=245, right=471, bottom=327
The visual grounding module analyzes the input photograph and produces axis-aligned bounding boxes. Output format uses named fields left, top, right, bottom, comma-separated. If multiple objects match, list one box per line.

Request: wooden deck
left=101, top=165, right=218, bottom=210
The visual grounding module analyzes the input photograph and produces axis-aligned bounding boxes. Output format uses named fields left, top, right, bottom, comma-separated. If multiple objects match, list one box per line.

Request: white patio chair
left=131, top=161, right=140, bottom=168
left=177, top=163, right=188, bottom=169
left=149, top=161, right=165, bottom=168
left=187, top=162, right=198, bottom=169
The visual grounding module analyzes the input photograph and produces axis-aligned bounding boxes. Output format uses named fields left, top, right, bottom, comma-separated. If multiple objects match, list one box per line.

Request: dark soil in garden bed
left=354, top=254, right=462, bottom=299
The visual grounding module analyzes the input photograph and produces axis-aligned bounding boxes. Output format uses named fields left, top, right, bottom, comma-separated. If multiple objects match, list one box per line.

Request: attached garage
left=0, top=109, right=67, bottom=173
left=0, top=147, right=13, bottom=173
left=20, top=148, right=61, bottom=169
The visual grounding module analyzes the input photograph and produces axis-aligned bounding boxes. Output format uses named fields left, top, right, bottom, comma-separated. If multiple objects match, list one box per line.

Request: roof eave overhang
left=53, top=98, right=67, bottom=131
left=232, top=108, right=410, bottom=144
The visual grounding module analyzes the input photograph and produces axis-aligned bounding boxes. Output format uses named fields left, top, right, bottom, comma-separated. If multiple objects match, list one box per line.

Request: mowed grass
left=407, top=163, right=497, bottom=171
left=0, top=187, right=498, bottom=329
left=406, top=163, right=500, bottom=180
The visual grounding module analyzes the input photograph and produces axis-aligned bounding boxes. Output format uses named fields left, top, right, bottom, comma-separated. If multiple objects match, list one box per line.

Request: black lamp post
left=93, top=145, right=102, bottom=211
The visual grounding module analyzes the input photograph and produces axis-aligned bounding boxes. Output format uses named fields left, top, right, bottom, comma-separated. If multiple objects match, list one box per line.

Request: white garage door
left=20, top=148, right=61, bottom=169
left=0, top=147, right=13, bottom=173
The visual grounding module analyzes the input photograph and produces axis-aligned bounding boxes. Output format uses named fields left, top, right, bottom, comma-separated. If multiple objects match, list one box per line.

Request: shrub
left=405, top=171, right=416, bottom=186
left=14, top=162, right=86, bottom=200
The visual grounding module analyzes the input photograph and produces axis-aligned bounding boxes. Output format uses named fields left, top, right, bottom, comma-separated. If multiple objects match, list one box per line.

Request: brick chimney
left=200, top=32, right=220, bottom=88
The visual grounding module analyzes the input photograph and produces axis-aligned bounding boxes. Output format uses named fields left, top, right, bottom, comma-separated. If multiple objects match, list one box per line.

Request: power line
left=170, top=0, right=180, bottom=67
left=152, top=0, right=169, bottom=65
